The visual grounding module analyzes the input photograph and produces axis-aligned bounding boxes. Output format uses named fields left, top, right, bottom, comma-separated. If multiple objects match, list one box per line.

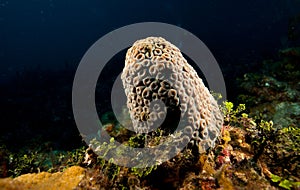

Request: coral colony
left=121, top=37, right=223, bottom=153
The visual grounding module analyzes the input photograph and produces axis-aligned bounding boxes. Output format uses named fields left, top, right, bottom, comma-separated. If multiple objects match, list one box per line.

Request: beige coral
left=121, top=37, right=223, bottom=153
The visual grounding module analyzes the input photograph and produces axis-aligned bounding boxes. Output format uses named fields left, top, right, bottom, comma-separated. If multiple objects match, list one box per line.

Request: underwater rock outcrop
left=121, top=37, right=223, bottom=153
left=237, top=47, right=300, bottom=129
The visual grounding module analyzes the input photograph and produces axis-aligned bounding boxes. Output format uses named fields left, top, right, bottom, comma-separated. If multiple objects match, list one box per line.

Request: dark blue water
left=1, top=0, right=299, bottom=78
left=0, top=0, right=299, bottom=150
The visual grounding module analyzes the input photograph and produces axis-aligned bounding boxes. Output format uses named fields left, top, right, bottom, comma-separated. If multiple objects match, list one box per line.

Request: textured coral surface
left=121, top=37, right=223, bottom=153
left=0, top=166, right=85, bottom=190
